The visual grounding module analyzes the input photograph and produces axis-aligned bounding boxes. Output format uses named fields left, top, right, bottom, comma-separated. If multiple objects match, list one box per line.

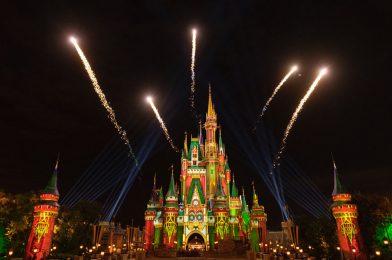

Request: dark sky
left=1, top=1, right=392, bottom=228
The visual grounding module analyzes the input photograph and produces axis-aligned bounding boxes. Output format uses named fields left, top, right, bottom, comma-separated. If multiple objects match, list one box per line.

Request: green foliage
left=0, top=224, right=7, bottom=258
left=53, top=200, right=102, bottom=255
left=0, top=191, right=38, bottom=257
left=354, top=193, right=392, bottom=257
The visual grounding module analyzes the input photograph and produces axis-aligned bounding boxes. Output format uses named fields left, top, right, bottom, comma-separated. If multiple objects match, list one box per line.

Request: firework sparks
left=258, top=65, right=298, bottom=121
left=190, top=28, right=197, bottom=109
left=273, top=68, right=328, bottom=169
left=69, top=36, right=137, bottom=164
left=146, top=96, right=179, bottom=152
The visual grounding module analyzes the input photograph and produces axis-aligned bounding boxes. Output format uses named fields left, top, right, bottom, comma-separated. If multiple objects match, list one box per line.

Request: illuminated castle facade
left=331, top=160, right=366, bottom=260
left=26, top=160, right=60, bottom=259
left=144, top=89, right=267, bottom=251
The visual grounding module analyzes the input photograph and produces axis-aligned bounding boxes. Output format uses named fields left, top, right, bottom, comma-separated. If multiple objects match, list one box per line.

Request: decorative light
left=53, top=246, right=57, bottom=250
left=89, top=249, right=92, bottom=253
left=337, top=246, right=341, bottom=251
left=8, top=251, right=13, bottom=256
left=101, top=251, right=105, bottom=256
left=375, top=250, right=381, bottom=256
left=299, top=249, right=303, bottom=253
left=80, top=245, right=84, bottom=249
left=383, top=239, right=389, bottom=245
left=33, top=249, right=38, bottom=253
left=352, top=249, right=356, bottom=253
left=287, top=251, right=291, bottom=255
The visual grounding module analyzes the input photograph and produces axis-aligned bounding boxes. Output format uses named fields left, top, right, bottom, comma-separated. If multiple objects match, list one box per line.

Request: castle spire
left=207, top=84, right=216, bottom=117
left=332, top=156, right=344, bottom=195
left=184, top=132, right=188, bottom=156
left=44, top=155, right=60, bottom=196
left=218, top=127, right=224, bottom=154
left=166, top=165, right=177, bottom=199
left=241, top=187, right=249, bottom=212
left=214, top=174, right=226, bottom=197
left=231, top=174, right=238, bottom=198
left=252, top=181, right=259, bottom=206
left=198, top=120, right=204, bottom=145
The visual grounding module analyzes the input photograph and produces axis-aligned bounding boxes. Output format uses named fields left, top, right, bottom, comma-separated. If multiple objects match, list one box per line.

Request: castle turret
left=199, top=121, right=205, bottom=156
left=240, top=188, right=251, bottom=241
left=250, top=183, right=268, bottom=253
left=331, top=159, right=366, bottom=260
left=229, top=175, right=241, bottom=240
left=144, top=174, right=159, bottom=250
left=205, top=86, right=218, bottom=202
left=163, top=168, right=179, bottom=249
left=213, top=175, right=228, bottom=240
left=26, top=158, right=60, bottom=260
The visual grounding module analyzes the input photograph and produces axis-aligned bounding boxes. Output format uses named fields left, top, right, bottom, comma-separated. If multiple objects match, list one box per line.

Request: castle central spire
left=207, top=85, right=216, bottom=118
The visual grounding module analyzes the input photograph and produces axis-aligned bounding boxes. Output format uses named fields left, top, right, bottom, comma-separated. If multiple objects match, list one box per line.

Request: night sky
left=1, top=1, right=391, bottom=228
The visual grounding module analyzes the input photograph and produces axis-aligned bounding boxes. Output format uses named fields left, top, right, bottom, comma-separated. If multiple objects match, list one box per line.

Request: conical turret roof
left=166, top=167, right=177, bottom=199
left=214, top=174, right=226, bottom=198
left=43, top=157, right=60, bottom=196
left=332, top=158, right=345, bottom=195
left=231, top=174, right=238, bottom=198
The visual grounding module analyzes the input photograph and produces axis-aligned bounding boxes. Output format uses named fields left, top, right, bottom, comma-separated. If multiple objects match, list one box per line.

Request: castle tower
left=163, top=168, right=179, bottom=249
left=144, top=174, right=159, bottom=250
left=250, top=183, right=268, bottom=253
left=240, top=188, right=251, bottom=241
left=331, top=160, right=366, bottom=260
left=213, top=176, right=228, bottom=241
left=204, top=86, right=218, bottom=201
left=26, top=158, right=60, bottom=260
left=228, top=175, right=241, bottom=240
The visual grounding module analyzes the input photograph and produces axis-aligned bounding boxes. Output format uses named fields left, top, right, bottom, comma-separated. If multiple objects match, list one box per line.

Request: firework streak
left=190, top=29, right=197, bottom=110
left=273, top=68, right=328, bottom=169
left=70, top=37, right=138, bottom=164
left=258, top=66, right=298, bottom=121
left=146, top=97, right=179, bottom=152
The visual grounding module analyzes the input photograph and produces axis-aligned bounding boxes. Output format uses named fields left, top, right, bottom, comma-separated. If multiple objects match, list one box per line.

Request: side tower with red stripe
left=25, top=158, right=60, bottom=259
left=331, top=159, right=366, bottom=260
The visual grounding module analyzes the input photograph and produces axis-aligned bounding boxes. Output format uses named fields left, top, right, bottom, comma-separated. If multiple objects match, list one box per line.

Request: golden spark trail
left=258, top=65, right=298, bottom=120
left=146, top=96, right=179, bottom=153
left=190, top=29, right=197, bottom=109
left=273, top=68, right=328, bottom=169
left=69, top=37, right=137, bottom=164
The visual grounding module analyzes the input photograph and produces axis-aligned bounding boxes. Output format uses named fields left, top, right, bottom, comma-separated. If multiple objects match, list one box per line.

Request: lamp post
left=336, top=246, right=343, bottom=260
left=33, top=248, right=38, bottom=260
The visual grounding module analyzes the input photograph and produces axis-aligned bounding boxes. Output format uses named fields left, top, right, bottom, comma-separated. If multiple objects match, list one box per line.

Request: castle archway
left=186, top=232, right=206, bottom=251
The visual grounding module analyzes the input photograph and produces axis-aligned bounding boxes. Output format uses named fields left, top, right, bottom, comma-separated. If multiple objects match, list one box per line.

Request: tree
left=354, top=192, right=392, bottom=258
left=53, top=200, right=102, bottom=254
left=296, top=214, right=339, bottom=259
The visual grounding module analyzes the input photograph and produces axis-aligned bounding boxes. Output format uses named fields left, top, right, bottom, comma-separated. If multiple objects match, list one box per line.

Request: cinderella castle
left=144, top=89, right=268, bottom=252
